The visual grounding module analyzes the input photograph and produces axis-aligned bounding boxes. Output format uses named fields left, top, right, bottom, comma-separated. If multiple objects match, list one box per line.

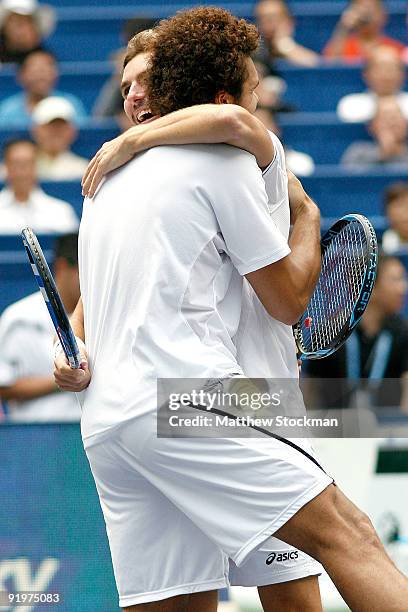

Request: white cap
left=32, top=96, right=76, bottom=125
left=0, top=0, right=56, bottom=37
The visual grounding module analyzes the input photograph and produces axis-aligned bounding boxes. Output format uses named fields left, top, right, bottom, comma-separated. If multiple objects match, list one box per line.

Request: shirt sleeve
left=0, top=316, right=54, bottom=386
left=209, top=147, right=290, bottom=275
left=0, top=317, right=23, bottom=386
left=261, top=131, right=288, bottom=209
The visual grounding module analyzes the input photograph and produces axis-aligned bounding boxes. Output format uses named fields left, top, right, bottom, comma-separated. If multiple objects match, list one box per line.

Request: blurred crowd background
left=0, top=0, right=408, bottom=421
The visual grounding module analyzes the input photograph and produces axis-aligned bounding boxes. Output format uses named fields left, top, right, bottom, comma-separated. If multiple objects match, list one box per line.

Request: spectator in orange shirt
left=324, top=0, right=405, bottom=63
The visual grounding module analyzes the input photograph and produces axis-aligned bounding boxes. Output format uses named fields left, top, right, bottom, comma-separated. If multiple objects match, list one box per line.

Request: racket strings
left=299, top=222, right=368, bottom=353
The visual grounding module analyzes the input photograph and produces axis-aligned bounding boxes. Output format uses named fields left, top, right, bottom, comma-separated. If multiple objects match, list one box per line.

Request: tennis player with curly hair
left=57, top=7, right=408, bottom=611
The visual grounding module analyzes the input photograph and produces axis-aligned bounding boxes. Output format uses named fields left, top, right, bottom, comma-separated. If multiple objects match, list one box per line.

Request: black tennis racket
left=293, top=214, right=378, bottom=360
left=21, top=228, right=80, bottom=369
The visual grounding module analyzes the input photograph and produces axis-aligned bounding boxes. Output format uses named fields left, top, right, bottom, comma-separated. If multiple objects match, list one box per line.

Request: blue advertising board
left=0, top=424, right=118, bottom=611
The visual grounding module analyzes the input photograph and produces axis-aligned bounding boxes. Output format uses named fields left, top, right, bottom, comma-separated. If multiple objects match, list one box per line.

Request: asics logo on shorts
left=265, top=551, right=299, bottom=565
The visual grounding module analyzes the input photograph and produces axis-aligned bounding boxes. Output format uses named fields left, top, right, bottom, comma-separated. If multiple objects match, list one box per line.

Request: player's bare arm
left=0, top=377, right=59, bottom=401
left=53, top=297, right=91, bottom=391
left=70, top=296, right=85, bottom=342
left=82, top=104, right=274, bottom=197
left=247, top=173, right=321, bottom=325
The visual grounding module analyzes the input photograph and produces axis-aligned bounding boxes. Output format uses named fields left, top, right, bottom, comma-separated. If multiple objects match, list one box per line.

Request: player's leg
left=229, top=535, right=323, bottom=612
left=112, top=413, right=408, bottom=610
left=274, top=484, right=408, bottom=611
left=122, top=590, right=218, bottom=611
left=257, top=577, right=322, bottom=612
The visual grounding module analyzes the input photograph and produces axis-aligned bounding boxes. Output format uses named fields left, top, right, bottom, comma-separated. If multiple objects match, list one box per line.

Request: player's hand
left=82, top=132, right=135, bottom=198
left=53, top=338, right=91, bottom=392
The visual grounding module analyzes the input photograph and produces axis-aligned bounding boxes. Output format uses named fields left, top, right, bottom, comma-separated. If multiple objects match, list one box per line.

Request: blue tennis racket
left=293, top=214, right=378, bottom=359
left=22, top=228, right=80, bottom=369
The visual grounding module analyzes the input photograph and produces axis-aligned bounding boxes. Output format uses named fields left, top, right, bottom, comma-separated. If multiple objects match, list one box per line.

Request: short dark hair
left=123, top=29, right=156, bottom=72
left=2, top=137, right=36, bottom=160
left=54, top=233, right=78, bottom=267
left=19, top=48, right=57, bottom=70
left=145, top=7, right=260, bottom=116
left=384, top=182, right=408, bottom=213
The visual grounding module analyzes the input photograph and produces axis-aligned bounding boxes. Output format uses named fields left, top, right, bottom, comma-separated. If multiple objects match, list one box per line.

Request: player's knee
left=311, top=486, right=382, bottom=560
left=350, top=511, right=383, bottom=553
left=331, top=487, right=382, bottom=552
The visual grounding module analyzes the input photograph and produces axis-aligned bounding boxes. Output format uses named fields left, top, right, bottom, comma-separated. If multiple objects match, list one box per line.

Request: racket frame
left=293, top=214, right=378, bottom=360
left=21, top=228, right=80, bottom=369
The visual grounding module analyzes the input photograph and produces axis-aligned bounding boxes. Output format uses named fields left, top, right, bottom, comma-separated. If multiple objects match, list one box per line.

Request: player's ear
left=215, top=91, right=235, bottom=105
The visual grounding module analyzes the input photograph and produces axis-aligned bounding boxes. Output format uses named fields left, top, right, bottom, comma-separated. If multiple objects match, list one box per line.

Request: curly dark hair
left=145, top=7, right=260, bottom=116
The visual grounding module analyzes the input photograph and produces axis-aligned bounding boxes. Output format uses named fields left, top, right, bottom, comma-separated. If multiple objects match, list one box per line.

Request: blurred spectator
left=304, top=254, right=408, bottom=411
left=341, top=97, right=408, bottom=168
left=382, top=183, right=408, bottom=253
left=0, top=49, right=87, bottom=127
left=254, top=0, right=319, bottom=71
left=0, top=138, right=78, bottom=233
left=0, top=233, right=81, bottom=422
left=31, top=96, right=89, bottom=181
left=255, top=106, right=315, bottom=175
left=323, top=0, right=405, bottom=63
left=337, top=46, right=408, bottom=123
left=93, top=17, right=155, bottom=129
left=0, top=0, right=55, bottom=64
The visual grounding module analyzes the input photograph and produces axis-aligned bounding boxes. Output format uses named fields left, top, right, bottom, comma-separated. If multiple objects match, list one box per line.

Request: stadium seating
left=4, top=63, right=405, bottom=114
left=0, top=63, right=113, bottom=113
left=0, top=123, right=119, bottom=159
left=41, top=2, right=406, bottom=61
left=279, top=114, right=369, bottom=163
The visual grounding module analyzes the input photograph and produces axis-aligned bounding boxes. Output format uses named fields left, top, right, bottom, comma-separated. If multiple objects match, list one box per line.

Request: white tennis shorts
left=85, top=411, right=332, bottom=607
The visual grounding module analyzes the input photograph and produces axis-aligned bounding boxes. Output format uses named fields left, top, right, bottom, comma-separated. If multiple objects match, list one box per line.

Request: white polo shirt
left=79, top=144, right=290, bottom=447
left=0, top=292, right=81, bottom=422
left=0, top=186, right=79, bottom=234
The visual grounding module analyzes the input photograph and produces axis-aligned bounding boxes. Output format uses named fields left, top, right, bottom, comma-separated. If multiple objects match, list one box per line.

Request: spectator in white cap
left=31, top=96, right=89, bottom=181
left=0, top=0, right=55, bottom=63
